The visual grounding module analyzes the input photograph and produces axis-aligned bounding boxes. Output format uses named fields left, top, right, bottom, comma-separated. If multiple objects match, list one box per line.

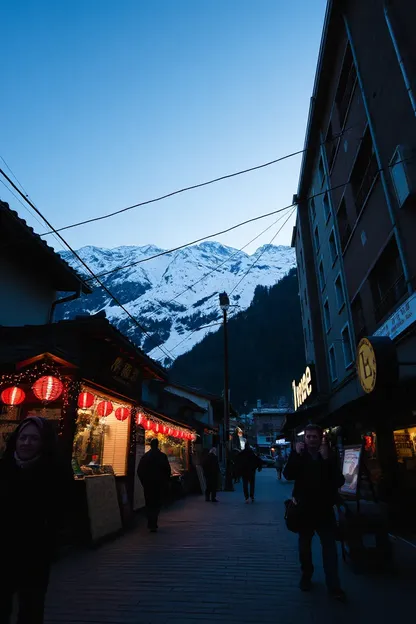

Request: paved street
left=44, top=470, right=416, bottom=624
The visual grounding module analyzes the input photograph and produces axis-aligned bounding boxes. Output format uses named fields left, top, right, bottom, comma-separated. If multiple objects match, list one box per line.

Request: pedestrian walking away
left=235, top=444, right=262, bottom=502
left=202, top=447, right=220, bottom=502
left=137, top=438, right=171, bottom=532
left=0, top=416, right=74, bottom=624
left=275, top=453, right=285, bottom=480
left=283, top=424, right=346, bottom=601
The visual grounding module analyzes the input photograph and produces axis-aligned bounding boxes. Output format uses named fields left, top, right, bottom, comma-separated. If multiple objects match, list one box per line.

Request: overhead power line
left=39, top=124, right=357, bottom=236
left=0, top=168, right=175, bottom=363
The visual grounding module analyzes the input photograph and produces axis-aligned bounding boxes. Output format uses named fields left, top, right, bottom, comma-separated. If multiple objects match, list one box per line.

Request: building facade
left=292, top=0, right=416, bottom=530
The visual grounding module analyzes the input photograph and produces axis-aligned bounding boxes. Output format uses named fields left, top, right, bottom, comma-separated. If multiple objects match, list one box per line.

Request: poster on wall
left=340, top=445, right=362, bottom=496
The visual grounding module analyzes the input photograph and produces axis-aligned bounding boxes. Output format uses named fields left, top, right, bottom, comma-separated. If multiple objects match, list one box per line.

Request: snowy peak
left=59, top=242, right=296, bottom=365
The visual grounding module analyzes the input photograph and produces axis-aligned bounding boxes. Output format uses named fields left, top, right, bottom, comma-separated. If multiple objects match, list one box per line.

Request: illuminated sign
left=292, top=366, right=313, bottom=411
left=356, top=336, right=398, bottom=395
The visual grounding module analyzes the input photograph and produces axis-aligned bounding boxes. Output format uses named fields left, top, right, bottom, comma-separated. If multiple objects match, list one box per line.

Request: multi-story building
left=291, top=0, right=416, bottom=529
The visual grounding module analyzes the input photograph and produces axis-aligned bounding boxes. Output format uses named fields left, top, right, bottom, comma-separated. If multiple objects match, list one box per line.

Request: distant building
left=250, top=406, right=292, bottom=453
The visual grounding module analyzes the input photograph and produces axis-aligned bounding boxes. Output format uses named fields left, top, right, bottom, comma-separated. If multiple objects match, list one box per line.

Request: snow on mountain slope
left=59, top=242, right=296, bottom=366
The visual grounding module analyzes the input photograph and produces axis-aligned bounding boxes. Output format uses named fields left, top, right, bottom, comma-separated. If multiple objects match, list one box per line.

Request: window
left=314, top=226, right=320, bottom=252
left=323, top=192, right=331, bottom=222
left=351, top=128, right=378, bottom=214
left=351, top=293, right=366, bottom=341
left=370, top=238, right=407, bottom=323
left=390, top=146, right=411, bottom=207
left=318, top=260, right=325, bottom=291
left=329, top=230, right=338, bottom=264
left=324, top=299, right=331, bottom=333
left=329, top=345, right=337, bottom=382
left=335, top=275, right=345, bottom=310
left=319, top=157, right=325, bottom=186
left=326, top=121, right=337, bottom=170
left=336, top=198, right=351, bottom=252
left=341, top=325, right=354, bottom=367
left=336, top=43, right=357, bottom=127
left=310, top=197, right=316, bottom=221
left=72, top=387, right=131, bottom=477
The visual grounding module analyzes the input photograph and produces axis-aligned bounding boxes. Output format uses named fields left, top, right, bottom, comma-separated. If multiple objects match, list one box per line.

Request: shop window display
left=145, top=430, right=188, bottom=476
left=72, top=388, right=131, bottom=477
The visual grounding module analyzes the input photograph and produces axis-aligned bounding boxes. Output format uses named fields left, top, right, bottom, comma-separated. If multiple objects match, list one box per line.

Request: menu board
left=340, top=446, right=361, bottom=496
left=85, top=475, right=122, bottom=542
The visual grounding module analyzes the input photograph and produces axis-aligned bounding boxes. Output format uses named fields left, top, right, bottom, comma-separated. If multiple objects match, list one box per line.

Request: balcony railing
left=354, top=152, right=379, bottom=214
left=374, top=273, right=407, bottom=323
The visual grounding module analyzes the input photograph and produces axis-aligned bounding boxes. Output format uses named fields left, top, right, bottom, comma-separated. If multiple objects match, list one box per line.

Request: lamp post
left=219, top=292, right=234, bottom=492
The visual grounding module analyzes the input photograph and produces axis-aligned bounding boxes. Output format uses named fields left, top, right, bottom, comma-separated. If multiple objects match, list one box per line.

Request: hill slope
left=170, top=268, right=304, bottom=412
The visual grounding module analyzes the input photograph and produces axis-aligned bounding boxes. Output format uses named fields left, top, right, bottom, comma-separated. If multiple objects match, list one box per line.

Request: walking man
left=236, top=444, right=262, bottom=503
left=275, top=452, right=285, bottom=480
left=202, top=448, right=220, bottom=502
left=137, top=438, right=171, bottom=532
left=283, top=424, right=346, bottom=601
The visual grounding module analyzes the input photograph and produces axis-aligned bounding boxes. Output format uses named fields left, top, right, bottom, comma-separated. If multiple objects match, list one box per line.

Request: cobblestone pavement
left=44, top=470, right=416, bottom=624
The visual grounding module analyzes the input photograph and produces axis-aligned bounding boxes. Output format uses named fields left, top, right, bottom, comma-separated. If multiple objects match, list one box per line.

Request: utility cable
left=39, top=124, right=357, bottom=236
left=229, top=207, right=297, bottom=296
left=0, top=169, right=175, bottom=363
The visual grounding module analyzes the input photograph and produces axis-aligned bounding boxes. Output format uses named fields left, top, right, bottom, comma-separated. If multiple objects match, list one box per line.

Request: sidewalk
left=44, top=470, right=416, bottom=624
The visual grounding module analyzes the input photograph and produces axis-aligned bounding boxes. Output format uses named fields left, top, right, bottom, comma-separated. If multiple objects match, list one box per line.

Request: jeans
left=298, top=526, right=341, bottom=590
left=242, top=474, right=256, bottom=499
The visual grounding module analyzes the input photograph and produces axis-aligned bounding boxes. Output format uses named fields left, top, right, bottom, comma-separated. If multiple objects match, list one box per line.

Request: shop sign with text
left=292, top=365, right=314, bottom=411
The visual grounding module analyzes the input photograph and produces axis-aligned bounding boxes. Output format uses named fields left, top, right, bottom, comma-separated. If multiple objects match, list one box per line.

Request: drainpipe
left=343, top=15, right=412, bottom=295
left=384, top=4, right=416, bottom=117
left=49, top=285, right=81, bottom=323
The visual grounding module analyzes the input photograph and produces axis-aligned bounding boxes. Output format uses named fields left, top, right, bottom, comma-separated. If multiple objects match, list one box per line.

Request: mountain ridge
left=58, top=241, right=296, bottom=365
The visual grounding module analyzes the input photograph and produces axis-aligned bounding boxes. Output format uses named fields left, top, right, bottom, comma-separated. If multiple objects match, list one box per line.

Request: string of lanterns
left=0, top=370, right=197, bottom=442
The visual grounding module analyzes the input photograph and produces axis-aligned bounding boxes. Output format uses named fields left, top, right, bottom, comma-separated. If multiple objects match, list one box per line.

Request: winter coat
left=275, top=456, right=285, bottom=469
left=235, top=447, right=262, bottom=478
left=0, top=453, right=74, bottom=561
left=202, top=453, right=220, bottom=487
left=283, top=449, right=345, bottom=527
left=137, top=449, right=171, bottom=491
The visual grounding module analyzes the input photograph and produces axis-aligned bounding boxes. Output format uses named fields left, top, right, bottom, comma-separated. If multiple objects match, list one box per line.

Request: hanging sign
left=356, top=336, right=398, bottom=395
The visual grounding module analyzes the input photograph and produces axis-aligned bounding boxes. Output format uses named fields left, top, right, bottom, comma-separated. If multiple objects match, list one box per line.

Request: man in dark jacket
left=137, top=438, right=171, bottom=532
left=236, top=444, right=262, bottom=503
left=202, top=448, right=220, bottom=502
left=283, top=424, right=346, bottom=600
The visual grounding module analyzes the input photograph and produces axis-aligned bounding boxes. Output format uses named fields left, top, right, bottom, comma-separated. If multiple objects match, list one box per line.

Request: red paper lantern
left=77, top=391, right=94, bottom=409
left=97, top=401, right=113, bottom=417
left=136, top=412, right=144, bottom=426
left=33, top=376, right=63, bottom=402
left=154, top=422, right=160, bottom=433
left=115, top=407, right=130, bottom=421
left=1, top=386, right=26, bottom=406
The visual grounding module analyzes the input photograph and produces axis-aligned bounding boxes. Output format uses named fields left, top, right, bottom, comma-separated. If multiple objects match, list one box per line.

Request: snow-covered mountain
left=59, top=242, right=296, bottom=366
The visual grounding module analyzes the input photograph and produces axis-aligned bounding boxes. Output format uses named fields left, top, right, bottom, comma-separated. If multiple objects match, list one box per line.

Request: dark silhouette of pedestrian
left=0, top=416, right=74, bottom=624
left=236, top=444, right=262, bottom=503
left=202, top=448, right=220, bottom=502
left=275, top=453, right=285, bottom=480
left=283, top=424, right=346, bottom=601
left=137, top=438, right=171, bottom=532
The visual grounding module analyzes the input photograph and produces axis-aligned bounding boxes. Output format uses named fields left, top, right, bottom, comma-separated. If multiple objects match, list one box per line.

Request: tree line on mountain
left=170, top=268, right=304, bottom=413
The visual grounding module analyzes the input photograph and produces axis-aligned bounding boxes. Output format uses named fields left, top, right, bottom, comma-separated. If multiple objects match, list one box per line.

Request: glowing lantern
left=1, top=386, right=26, bottom=406
left=33, top=376, right=63, bottom=403
left=154, top=422, right=160, bottom=433
left=97, top=401, right=113, bottom=417
left=77, top=392, right=94, bottom=409
left=136, top=412, right=144, bottom=426
left=115, top=407, right=130, bottom=421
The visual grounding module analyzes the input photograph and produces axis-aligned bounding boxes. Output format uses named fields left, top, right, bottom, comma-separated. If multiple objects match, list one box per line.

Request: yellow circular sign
left=356, top=338, right=377, bottom=393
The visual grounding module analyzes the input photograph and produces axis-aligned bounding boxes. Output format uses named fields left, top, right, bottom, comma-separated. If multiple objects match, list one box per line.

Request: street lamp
left=219, top=292, right=234, bottom=492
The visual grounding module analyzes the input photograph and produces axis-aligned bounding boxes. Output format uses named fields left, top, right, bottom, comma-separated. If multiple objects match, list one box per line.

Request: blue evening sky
left=1, top=0, right=326, bottom=255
